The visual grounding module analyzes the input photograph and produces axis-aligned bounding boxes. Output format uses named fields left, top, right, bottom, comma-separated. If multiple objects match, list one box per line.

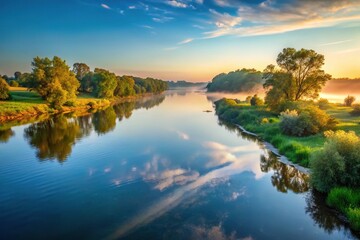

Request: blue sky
left=1, top=0, right=360, bottom=81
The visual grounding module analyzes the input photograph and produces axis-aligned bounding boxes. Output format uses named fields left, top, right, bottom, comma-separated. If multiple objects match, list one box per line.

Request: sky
left=0, top=0, right=360, bottom=82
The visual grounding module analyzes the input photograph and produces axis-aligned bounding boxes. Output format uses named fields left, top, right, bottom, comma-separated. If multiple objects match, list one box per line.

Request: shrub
left=9, top=80, right=19, bottom=87
left=344, top=95, right=356, bottom=107
left=279, top=106, right=333, bottom=136
left=250, top=94, right=264, bottom=106
left=311, top=130, right=360, bottom=192
left=318, top=98, right=331, bottom=110
left=261, top=118, right=269, bottom=124
left=87, top=101, right=96, bottom=108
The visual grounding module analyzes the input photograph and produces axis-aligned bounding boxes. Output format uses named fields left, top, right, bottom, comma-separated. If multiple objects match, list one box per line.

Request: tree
left=250, top=94, right=264, bottom=106
left=14, top=71, right=22, bottom=80
left=92, top=68, right=117, bottom=98
left=344, top=95, right=356, bottom=106
left=263, top=48, right=331, bottom=110
left=114, top=75, right=135, bottom=97
left=9, top=80, right=19, bottom=87
left=73, top=63, right=90, bottom=90
left=31, top=56, right=79, bottom=108
left=0, top=77, right=10, bottom=100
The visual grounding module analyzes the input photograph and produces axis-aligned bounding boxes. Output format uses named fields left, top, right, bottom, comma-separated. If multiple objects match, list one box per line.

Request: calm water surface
left=0, top=90, right=358, bottom=239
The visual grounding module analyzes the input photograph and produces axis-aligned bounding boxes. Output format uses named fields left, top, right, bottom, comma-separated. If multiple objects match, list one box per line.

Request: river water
left=0, top=90, right=358, bottom=239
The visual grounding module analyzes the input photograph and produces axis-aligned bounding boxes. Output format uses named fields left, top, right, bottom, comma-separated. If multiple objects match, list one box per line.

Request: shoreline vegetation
left=0, top=56, right=168, bottom=125
left=211, top=47, right=360, bottom=231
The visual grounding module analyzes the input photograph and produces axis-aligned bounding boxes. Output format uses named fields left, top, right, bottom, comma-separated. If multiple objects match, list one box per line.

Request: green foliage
left=92, top=68, right=117, bottom=98
left=344, top=95, right=356, bottom=107
left=31, top=56, right=80, bottom=107
left=279, top=106, right=333, bottom=136
left=326, top=187, right=360, bottom=231
left=9, top=80, right=19, bottom=87
left=73, top=63, right=90, bottom=83
left=207, top=68, right=263, bottom=92
left=134, top=77, right=168, bottom=94
left=0, top=77, right=10, bottom=100
left=317, top=98, right=331, bottom=110
left=311, top=130, right=360, bottom=192
left=263, top=48, right=331, bottom=111
left=114, top=75, right=135, bottom=97
left=250, top=94, right=264, bottom=106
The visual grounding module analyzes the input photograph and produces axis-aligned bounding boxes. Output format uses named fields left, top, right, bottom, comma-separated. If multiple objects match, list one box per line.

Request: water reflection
left=23, top=96, right=165, bottom=162
left=0, top=128, right=14, bottom=143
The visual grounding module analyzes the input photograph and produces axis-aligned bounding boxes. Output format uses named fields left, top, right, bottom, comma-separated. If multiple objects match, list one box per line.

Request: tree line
left=0, top=56, right=168, bottom=108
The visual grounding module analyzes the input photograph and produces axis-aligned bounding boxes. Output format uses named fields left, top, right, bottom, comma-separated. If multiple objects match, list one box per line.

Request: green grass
left=327, top=187, right=360, bottom=230
left=214, top=99, right=360, bottom=167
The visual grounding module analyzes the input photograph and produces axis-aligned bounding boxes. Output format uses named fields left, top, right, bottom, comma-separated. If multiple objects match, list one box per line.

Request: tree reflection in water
left=23, top=95, right=165, bottom=162
left=0, top=128, right=14, bottom=143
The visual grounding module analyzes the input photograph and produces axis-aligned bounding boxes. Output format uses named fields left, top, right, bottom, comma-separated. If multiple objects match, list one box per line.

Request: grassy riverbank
left=0, top=87, right=144, bottom=123
left=215, top=98, right=360, bottom=167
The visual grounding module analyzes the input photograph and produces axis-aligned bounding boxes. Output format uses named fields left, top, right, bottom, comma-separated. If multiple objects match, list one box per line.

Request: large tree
left=263, top=48, right=331, bottom=110
left=32, top=56, right=80, bottom=108
left=114, top=75, right=135, bottom=97
left=92, top=68, right=117, bottom=98
left=73, top=63, right=90, bottom=90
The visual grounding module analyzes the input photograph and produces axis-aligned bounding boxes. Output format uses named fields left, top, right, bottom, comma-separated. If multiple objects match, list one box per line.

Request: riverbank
left=215, top=97, right=360, bottom=231
left=0, top=88, right=157, bottom=125
left=214, top=98, right=360, bottom=168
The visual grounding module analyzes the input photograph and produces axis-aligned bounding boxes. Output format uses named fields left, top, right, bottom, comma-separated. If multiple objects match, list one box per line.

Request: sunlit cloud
left=176, top=130, right=190, bottom=140
left=320, top=39, right=352, bottom=46
left=166, top=0, right=188, bottom=8
left=101, top=3, right=111, bottom=10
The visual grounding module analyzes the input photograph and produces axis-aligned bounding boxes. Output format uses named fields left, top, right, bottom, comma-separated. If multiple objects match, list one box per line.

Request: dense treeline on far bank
left=0, top=56, right=167, bottom=120
left=214, top=47, right=360, bottom=231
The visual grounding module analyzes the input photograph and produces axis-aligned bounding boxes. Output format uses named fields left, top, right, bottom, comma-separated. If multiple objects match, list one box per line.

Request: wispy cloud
left=101, top=3, right=111, bottom=10
left=320, top=39, right=353, bottom=46
left=129, top=5, right=136, bottom=10
left=141, top=25, right=154, bottom=29
left=178, top=38, right=194, bottom=44
left=205, top=0, right=360, bottom=38
left=163, top=46, right=179, bottom=51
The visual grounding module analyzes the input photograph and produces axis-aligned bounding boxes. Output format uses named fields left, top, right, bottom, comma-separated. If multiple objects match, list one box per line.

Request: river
left=0, top=90, right=358, bottom=239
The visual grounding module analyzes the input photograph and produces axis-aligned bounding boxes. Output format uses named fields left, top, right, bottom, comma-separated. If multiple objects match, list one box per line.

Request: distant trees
left=114, top=75, right=135, bottom=97
left=250, top=94, right=264, bottom=106
left=344, top=95, right=356, bottom=106
left=263, top=48, right=331, bottom=111
left=31, top=56, right=80, bottom=108
left=207, top=68, right=263, bottom=92
left=0, top=77, right=10, bottom=100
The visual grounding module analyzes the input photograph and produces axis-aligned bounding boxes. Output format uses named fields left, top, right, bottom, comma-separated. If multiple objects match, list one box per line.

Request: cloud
left=178, top=38, right=194, bottom=44
left=129, top=5, right=136, bottom=9
left=205, top=0, right=360, bottom=38
left=166, top=0, right=188, bottom=8
left=141, top=25, right=154, bottom=29
left=320, top=39, right=353, bottom=46
left=101, top=3, right=111, bottom=10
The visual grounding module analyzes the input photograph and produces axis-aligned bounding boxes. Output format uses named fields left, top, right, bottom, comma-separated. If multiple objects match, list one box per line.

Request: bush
left=344, top=95, right=356, bottom=107
left=9, top=80, right=19, bottom=87
left=87, top=101, right=96, bottom=108
left=279, top=106, right=333, bottom=136
left=311, top=130, right=360, bottom=192
left=318, top=98, right=331, bottom=110
left=250, top=94, right=264, bottom=106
